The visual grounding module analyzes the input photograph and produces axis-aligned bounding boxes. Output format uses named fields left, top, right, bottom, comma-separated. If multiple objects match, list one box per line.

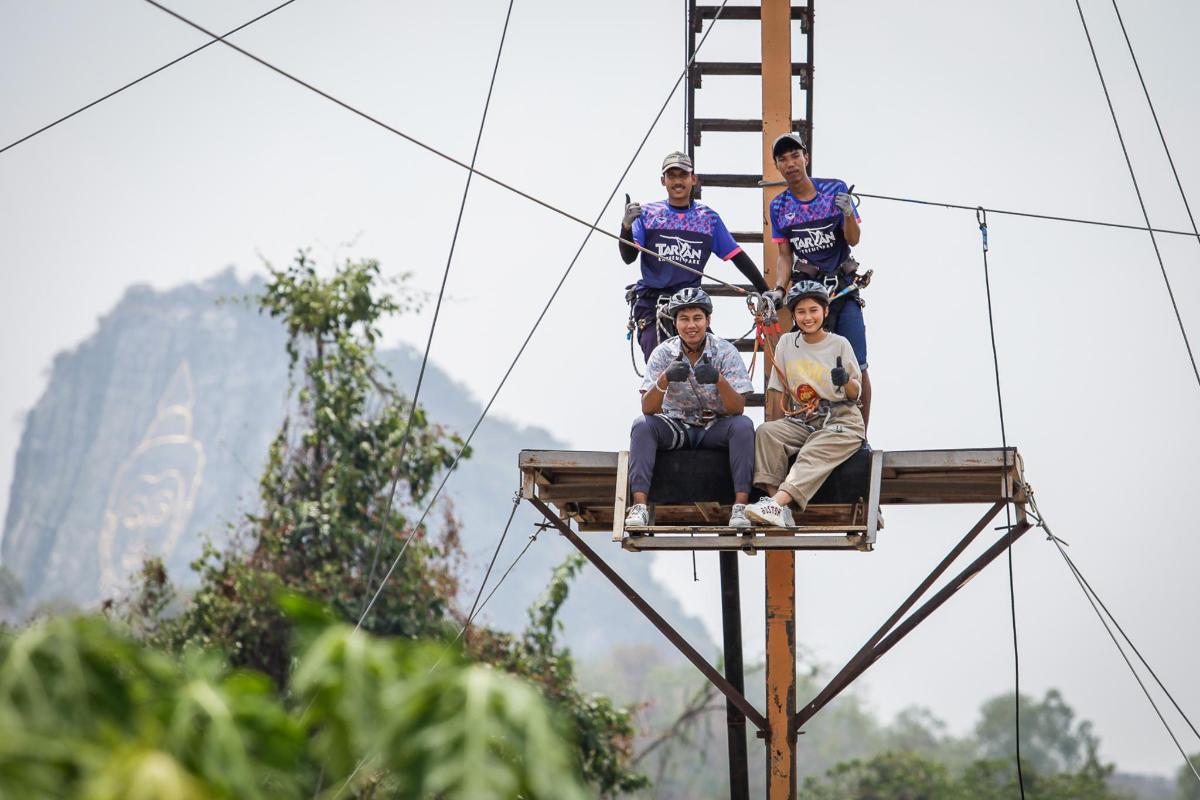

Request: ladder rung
left=693, top=62, right=810, bottom=89
left=694, top=5, right=811, bottom=34
left=746, top=392, right=765, bottom=407
left=697, top=173, right=761, bottom=189
left=730, top=337, right=756, bottom=353
left=732, top=231, right=764, bottom=244
left=701, top=282, right=756, bottom=297
left=692, top=118, right=811, bottom=147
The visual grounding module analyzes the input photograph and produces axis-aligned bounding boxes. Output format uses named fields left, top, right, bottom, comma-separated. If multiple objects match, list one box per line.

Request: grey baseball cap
left=771, top=132, right=809, bottom=158
left=661, top=151, right=694, bottom=174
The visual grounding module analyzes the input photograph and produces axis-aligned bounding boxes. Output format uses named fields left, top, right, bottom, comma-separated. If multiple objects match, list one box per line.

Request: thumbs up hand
left=830, top=356, right=849, bottom=388
left=693, top=355, right=720, bottom=384
left=622, top=193, right=642, bottom=228
left=664, top=354, right=692, bottom=383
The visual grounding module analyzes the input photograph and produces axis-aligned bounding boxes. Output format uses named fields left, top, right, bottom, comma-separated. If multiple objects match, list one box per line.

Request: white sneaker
left=728, top=504, right=751, bottom=528
left=745, top=498, right=795, bottom=528
left=624, top=503, right=649, bottom=526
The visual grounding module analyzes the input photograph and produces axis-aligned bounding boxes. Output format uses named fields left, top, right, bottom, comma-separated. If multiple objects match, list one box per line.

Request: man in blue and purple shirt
left=766, top=132, right=872, bottom=427
left=619, top=151, right=769, bottom=362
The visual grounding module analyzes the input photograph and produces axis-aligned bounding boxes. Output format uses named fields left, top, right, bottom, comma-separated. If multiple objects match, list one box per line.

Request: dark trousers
left=629, top=414, right=755, bottom=496
left=633, top=295, right=674, bottom=362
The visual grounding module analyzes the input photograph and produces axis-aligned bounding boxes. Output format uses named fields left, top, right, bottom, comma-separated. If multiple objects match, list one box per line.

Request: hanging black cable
left=1028, top=494, right=1200, bottom=783
left=1109, top=0, right=1200, bottom=244
left=1072, top=0, right=1200, bottom=391
left=352, top=0, right=735, bottom=631
left=976, top=209, right=1027, bottom=798
left=358, top=0, right=515, bottom=616
left=457, top=493, right=521, bottom=644
left=0, top=0, right=301, bottom=156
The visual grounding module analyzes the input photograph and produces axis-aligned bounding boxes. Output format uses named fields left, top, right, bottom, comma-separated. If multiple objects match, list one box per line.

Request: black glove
left=693, top=356, right=719, bottom=384
left=664, top=355, right=691, bottom=383
left=830, top=356, right=849, bottom=388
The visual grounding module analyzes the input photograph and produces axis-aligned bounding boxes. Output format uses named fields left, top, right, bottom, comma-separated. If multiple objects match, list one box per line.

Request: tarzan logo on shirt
left=789, top=223, right=838, bottom=256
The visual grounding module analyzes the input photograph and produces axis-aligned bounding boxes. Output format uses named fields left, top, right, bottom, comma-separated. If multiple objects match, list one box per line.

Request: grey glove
left=664, top=355, right=691, bottom=383
left=622, top=195, right=642, bottom=228
left=693, top=356, right=719, bottom=385
left=834, top=192, right=856, bottom=218
left=830, top=356, right=849, bottom=388
left=763, top=288, right=785, bottom=309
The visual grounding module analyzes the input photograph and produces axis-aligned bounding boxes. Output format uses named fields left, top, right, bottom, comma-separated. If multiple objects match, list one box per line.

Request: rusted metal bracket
left=793, top=502, right=1031, bottom=732
left=526, top=496, right=768, bottom=732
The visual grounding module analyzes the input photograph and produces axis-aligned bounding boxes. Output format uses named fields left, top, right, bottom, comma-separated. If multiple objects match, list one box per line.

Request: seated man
left=745, top=281, right=866, bottom=527
left=625, top=287, right=755, bottom=529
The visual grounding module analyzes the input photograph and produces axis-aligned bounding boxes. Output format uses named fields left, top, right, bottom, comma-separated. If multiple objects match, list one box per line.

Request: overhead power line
left=1027, top=492, right=1200, bottom=785
left=1109, top=0, right=1200, bottom=245
left=350, top=0, right=736, bottom=632
left=359, top=0, right=516, bottom=616
left=0, top=0, right=301, bottom=156
left=138, top=0, right=746, bottom=295
left=1072, top=0, right=1200, bottom=391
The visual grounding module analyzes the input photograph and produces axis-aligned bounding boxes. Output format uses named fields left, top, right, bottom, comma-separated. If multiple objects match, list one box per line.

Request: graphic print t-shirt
left=632, top=200, right=742, bottom=291
left=769, top=179, right=860, bottom=274
left=767, top=331, right=861, bottom=419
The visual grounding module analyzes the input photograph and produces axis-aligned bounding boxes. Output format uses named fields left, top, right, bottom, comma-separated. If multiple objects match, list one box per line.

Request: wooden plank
left=518, top=450, right=618, bottom=471
left=881, top=448, right=1019, bottom=471
left=613, top=450, right=629, bottom=542
left=624, top=535, right=863, bottom=552
left=626, top=525, right=867, bottom=534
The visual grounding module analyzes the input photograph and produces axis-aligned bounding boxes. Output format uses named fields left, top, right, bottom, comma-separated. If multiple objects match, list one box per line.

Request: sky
left=3, top=0, right=1200, bottom=778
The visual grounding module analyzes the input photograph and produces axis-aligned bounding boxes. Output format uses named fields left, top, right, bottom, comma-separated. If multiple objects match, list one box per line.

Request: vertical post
left=761, top=2, right=796, bottom=798
left=720, top=552, right=750, bottom=800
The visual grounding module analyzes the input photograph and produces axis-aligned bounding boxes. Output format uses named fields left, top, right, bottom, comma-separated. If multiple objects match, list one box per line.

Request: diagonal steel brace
left=526, top=497, right=768, bottom=732
left=794, top=502, right=1031, bottom=731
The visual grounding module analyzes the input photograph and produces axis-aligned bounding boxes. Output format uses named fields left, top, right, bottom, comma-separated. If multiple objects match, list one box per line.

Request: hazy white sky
left=3, top=0, right=1200, bottom=777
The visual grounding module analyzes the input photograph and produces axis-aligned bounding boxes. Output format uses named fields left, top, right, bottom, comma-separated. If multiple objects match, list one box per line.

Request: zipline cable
left=139, top=0, right=748, bottom=296
left=358, top=0, right=515, bottom=617
left=0, top=0, right=301, bottom=156
left=1072, top=0, right=1200, bottom=391
left=1027, top=493, right=1200, bottom=783
left=1109, top=0, right=1200, bottom=246
left=976, top=209, right=1027, bottom=797
left=855, top=191, right=1196, bottom=238
left=349, top=0, right=736, bottom=634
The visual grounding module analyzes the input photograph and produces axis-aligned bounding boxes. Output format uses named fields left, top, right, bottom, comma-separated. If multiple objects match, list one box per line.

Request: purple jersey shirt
left=632, top=200, right=742, bottom=291
left=769, top=179, right=860, bottom=274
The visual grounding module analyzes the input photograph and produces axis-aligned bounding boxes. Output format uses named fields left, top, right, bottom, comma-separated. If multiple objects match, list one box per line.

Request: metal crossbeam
left=526, top=497, right=769, bottom=732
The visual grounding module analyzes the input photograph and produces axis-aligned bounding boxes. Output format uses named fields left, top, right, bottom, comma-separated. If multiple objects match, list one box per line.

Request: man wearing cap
left=764, top=133, right=873, bottom=428
left=619, top=151, right=770, bottom=362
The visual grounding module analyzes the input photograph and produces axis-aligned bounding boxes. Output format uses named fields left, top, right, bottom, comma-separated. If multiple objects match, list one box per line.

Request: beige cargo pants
left=753, top=404, right=865, bottom=510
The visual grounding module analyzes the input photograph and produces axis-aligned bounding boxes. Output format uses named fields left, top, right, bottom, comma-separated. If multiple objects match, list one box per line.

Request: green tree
left=801, top=750, right=955, bottom=800
left=0, top=608, right=589, bottom=799
left=1177, top=755, right=1200, bottom=800
left=157, top=253, right=464, bottom=685
left=974, top=689, right=1102, bottom=774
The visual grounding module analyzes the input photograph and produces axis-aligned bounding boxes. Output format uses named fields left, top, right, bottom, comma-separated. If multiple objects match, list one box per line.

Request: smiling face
left=660, top=167, right=697, bottom=205
left=773, top=146, right=810, bottom=187
left=791, top=297, right=827, bottom=335
left=674, top=306, right=709, bottom=347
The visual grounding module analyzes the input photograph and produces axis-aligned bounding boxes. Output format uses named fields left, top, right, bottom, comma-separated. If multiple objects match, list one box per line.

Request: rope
left=976, top=208, right=1026, bottom=798
left=0, top=0, right=301, bottom=156
left=1109, top=0, right=1200, bottom=245
left=1026, top=492, right=1200, bottom=784
left=1071, top=0, right=1200, bottom=392
left=138, top=0, right=747, bottom=296
left=359, top=0, right=516, bottom=616
left=350, top=0, right=736, bottom=633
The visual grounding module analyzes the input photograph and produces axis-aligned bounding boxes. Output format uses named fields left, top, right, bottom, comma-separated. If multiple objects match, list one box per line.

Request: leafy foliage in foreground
left=0, top=607, right=589, bottom=799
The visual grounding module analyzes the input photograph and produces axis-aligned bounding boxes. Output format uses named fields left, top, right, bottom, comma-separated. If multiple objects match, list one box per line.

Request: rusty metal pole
left=761, top=1, right=796, bottom=797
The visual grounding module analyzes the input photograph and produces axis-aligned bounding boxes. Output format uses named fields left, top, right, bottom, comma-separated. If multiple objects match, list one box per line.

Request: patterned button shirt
left=640, top=333, right=753, bottom=425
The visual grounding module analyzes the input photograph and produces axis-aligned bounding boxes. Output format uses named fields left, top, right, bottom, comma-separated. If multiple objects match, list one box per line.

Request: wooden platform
left=519, top=448, right=1025, bottom=553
